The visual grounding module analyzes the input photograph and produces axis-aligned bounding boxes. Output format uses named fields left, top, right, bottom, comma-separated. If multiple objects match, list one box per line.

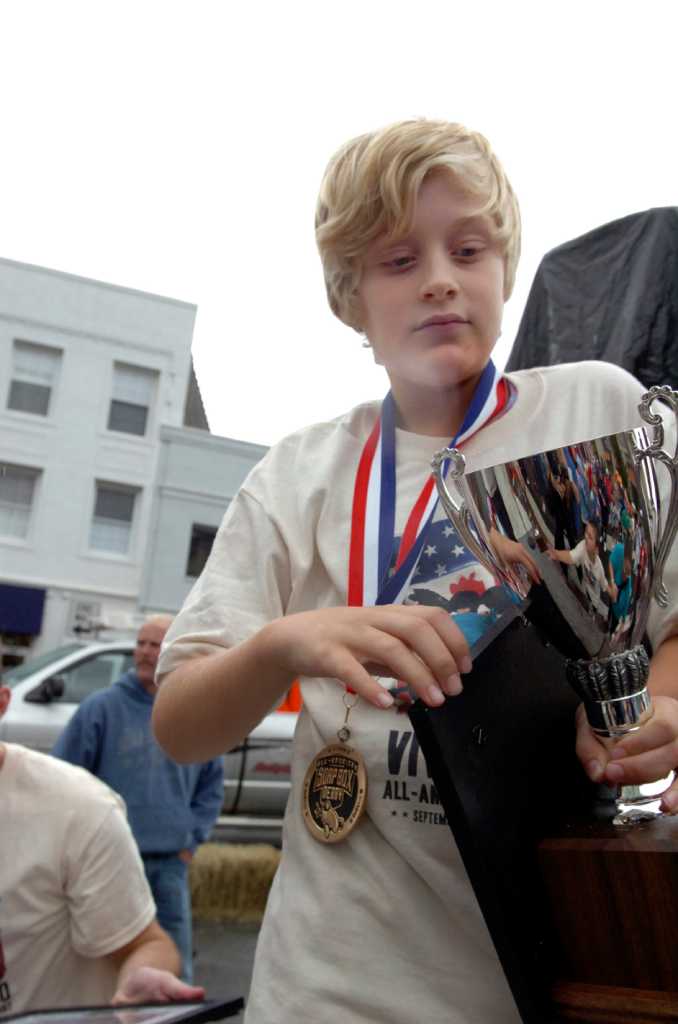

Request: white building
left=140, top=426, right=267, bottom=614
left=0, top=258, right=265, bottom=667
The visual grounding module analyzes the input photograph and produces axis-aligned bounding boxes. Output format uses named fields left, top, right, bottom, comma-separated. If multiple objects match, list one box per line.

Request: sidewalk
left=189, top=840, right=278, bottom=1016
left=193, top=919, right=260, bottom=1017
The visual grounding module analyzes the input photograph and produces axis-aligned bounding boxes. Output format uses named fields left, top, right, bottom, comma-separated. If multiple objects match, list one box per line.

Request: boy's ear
left=350, top=295, right=376, bottom=354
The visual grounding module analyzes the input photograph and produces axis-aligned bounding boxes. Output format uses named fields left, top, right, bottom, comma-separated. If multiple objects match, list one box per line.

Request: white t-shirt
left=569, top=539, right=608, bottom=610
left=158, top=361, right=678, bottom=1024
left=0, top=744, right=156, bottom=1015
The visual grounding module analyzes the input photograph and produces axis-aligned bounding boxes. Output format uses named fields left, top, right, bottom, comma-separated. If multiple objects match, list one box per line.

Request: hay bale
left=190, top=843, right=281, bottom=924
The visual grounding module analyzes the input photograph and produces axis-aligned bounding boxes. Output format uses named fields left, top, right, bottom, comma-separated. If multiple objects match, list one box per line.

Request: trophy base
left=612, top=801, right=662, bottom=826
left=593, top=774, right=675, bottom=826
left=590, top=784, right=660, bottom=826
left=614, top=788, right=662, bottom=826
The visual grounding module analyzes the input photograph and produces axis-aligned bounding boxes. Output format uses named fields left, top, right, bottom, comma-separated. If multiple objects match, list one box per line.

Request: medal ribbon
left=348, top=361, right=514, bottom=608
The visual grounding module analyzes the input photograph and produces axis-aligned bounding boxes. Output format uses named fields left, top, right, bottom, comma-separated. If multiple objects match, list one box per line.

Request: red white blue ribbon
left=348, top=361, right=514, bottom=608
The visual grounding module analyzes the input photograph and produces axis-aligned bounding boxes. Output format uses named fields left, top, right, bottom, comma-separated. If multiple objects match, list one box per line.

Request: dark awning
left=0, top=583, right=46, bottom=635
left=506, top=207, right=678, bottom=389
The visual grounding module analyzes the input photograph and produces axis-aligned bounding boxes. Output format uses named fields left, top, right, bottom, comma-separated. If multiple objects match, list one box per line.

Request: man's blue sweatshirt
left=52, top=670, right=224, bottom=854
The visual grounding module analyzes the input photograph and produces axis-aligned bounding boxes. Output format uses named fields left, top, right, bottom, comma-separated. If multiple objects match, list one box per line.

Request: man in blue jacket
left=53, top=615, right=224, bottom=982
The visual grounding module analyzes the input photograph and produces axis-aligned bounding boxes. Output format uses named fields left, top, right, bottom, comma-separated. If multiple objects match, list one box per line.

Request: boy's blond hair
left=315, top=119, right=521, bottom=332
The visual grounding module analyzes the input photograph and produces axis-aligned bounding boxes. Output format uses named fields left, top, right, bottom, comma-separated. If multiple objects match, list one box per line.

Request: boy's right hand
left=261, top=604, right=472, bottom=709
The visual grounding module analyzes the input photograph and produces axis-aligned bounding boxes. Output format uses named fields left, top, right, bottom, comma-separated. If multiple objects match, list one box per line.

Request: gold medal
left=302, top=693, right=367, bottom=844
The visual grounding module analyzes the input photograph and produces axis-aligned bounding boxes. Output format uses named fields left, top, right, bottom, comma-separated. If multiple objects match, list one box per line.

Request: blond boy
left=153, top=120, right=678, bottom=1023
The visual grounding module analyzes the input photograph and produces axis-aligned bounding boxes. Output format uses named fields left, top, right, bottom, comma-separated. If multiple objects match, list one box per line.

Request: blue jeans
left=142, top=854, right=193, bottom=982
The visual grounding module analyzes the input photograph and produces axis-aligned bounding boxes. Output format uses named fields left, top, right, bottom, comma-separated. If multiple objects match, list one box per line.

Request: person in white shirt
left=0, top=683, right=205, bottom=1016
left=548, top=520, right=612, bottom=616
left=151, top=118, right=678, bottom=1024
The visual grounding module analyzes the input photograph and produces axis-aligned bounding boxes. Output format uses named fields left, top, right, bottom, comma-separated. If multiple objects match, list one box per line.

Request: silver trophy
left=432, top=386, right=678, bottom=825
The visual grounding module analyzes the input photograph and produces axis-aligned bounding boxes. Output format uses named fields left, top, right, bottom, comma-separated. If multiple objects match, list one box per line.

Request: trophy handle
left=636, top=386, right=678, bottom=609
left=431, top=447, right=504, bottom=580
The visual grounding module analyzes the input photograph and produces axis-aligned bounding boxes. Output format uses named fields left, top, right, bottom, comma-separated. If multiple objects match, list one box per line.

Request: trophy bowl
left=432, top=385, right=678, bottom=825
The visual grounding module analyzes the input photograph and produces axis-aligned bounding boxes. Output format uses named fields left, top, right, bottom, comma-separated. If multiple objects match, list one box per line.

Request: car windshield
left=3, top=644, right=85, bottom=687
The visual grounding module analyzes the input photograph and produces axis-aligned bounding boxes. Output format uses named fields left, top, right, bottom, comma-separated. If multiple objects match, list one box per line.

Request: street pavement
left=193, top=919, right=260, bottom=1019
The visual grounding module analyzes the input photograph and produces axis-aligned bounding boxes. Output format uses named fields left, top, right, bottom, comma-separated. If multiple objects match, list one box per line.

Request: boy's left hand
left=575, top=696, right=678, bottom=813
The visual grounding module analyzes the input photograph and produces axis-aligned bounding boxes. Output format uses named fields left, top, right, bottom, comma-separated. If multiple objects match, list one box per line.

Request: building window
left=107, top=363, right=157, bottom=437
left=89, top=483, right=138, bottom=555
left=0, top=464, right=40, bottom=539
left=186, top=524, right=217, bottom=577
left=7, top=340, right=61, bottom=417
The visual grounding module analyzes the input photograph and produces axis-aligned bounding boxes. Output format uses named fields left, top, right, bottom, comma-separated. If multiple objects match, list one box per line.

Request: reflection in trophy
left=432, top=386, right=678, bottom=825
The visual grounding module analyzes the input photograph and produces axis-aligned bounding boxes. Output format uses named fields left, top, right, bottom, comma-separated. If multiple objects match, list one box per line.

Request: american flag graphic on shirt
left=385, top=516, right=522, bottom=708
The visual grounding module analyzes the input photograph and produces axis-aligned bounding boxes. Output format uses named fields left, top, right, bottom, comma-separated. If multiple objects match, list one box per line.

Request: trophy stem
left=565, top=645, right=667, bottom=826
left=565, top=646, right=651, bottom=738
left=590, top=774, right=667, bottom=827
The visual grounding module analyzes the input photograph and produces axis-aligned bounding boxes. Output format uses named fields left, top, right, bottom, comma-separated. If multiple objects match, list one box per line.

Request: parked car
left=0, top=641, right=296, bottom=843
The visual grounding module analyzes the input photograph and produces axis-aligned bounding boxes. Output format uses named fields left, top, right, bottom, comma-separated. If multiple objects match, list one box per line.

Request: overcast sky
left=2, top=2, right=677, bottom=445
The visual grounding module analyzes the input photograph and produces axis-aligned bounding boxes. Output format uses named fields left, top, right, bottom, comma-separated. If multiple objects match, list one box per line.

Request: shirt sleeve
left=569, top=540, right=586, bottom=566
left=157, top=486, right=292, bottom=681
left=65, top=798, right=156, bottom=959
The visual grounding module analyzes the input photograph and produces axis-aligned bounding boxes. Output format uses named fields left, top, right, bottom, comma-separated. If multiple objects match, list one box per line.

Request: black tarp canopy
left=506, top=207, right=678, bottom=389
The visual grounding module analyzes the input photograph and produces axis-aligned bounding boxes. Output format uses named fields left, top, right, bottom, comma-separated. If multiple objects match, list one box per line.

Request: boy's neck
left=389, top=378, right=479, bottom=438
